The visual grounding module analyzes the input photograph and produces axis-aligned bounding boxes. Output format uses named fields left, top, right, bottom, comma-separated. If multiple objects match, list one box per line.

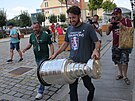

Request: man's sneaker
left=35, top=93, right=43, bottom=100
left=18, top=58, right=23, bottom=62
left=6, top=59, right=13, bottom=63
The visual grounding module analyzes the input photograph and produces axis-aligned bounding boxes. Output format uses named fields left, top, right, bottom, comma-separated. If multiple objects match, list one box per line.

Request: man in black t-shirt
left=50, top=6, right=101, bottom=101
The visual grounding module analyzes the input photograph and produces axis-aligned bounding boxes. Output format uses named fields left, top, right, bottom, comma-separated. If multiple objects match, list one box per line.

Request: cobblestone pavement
left=0, top=33, right=112, bottom=101
left=0, top=36, right=70, bottom=101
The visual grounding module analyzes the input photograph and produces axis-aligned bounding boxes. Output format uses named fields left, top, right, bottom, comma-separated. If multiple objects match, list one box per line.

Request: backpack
left=17, top=33, right=20, bottom=40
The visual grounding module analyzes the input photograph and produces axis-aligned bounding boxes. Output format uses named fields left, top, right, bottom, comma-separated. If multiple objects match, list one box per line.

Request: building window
left=45, top=11, right=49, bottom=14
left=45, top=2, right=48, bottom=7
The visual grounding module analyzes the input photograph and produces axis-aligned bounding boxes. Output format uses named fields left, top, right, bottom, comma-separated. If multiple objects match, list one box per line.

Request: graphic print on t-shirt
left=71, top=36, right=79, bottom=50
left=68, top=31, right=84, bottom=51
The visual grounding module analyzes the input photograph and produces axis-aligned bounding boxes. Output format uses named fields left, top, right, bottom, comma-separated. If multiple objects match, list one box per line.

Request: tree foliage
left=88, top=0, right=103, bottom=16
left=49, top=14, right=57, bottom=23
left=102, top=0, right=117, bottom=12
left=60, top=0, right=68, bottom=9
left=60, top=14, right=66, bottom=22
left=18, top=11, right=31, bottom=27
left=7, top=19, right=18, bottom=26
left=0, top=9, right=6, bottom=29
left=36, top=13, right=45, bottom=24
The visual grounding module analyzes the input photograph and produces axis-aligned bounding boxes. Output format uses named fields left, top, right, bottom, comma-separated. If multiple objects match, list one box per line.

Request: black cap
left=7, top=22, right=14, bottom=26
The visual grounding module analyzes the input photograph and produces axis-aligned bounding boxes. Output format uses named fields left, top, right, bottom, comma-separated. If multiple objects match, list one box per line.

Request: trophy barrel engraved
left=86, top=59, right=101, bottom=79
left=37, top=58, right=101, bottom=85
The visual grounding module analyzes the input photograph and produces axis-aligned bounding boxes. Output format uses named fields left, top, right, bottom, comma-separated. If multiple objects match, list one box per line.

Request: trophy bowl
left=37, top=58, right=101, bottom=85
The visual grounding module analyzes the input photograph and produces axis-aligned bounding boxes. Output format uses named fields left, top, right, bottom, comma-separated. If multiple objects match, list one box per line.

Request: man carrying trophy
left=23, top=22, right=54, bottom=100
left=50, top=6, right=101, bottom=101
left=106, top=7, right=133, bottom=85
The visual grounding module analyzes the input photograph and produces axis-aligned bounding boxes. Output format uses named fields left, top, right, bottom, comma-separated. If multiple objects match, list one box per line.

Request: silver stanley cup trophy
left=37, top=58, right=101, bottom=85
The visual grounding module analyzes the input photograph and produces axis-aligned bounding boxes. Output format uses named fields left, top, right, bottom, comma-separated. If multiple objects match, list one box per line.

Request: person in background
left=56, top=22, right=60, bottom=28
left=50, top=23, right=56, bottom=42
left=46, top=27, right=52, bottom=37
left=92, top=15, right=102, bottom=43
left=49, top=6, right=101, bottom=101
left=106, top=7, right=132, bottom=85
left=22, top=22, right=54, bottom=100
left=56, top=25, right=63, bottom=35
left=7, top=23, right=23, bottom=63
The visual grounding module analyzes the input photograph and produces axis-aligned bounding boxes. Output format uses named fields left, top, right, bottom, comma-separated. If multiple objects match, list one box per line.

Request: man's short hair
left=33, top=22, right=42, bottom=29
left=67, top=6, right=81, bottom=15
left=93, top=14, right=99, bottom=19
left=33, top=22, right=41, bottom=25
left=7, top=22, right=14, bottom=26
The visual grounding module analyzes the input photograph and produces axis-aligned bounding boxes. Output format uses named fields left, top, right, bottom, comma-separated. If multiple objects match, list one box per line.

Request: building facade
left=40, top=0, right=79, bottom=24
left=40, top=0, right=114, bottom=24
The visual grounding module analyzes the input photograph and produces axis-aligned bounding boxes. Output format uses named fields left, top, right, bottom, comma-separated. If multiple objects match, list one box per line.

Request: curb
left=132, top=53, right=135, bottom=101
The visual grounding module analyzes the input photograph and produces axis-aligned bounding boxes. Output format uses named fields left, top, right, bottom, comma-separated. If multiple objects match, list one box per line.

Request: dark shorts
left=112, top=47, right=129, bottom=65
left=10, top=42, right=20, bottom=51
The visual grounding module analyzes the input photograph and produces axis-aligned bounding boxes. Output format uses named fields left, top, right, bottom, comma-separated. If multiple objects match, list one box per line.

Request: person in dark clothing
left=49, top=6, right=101, bottom=101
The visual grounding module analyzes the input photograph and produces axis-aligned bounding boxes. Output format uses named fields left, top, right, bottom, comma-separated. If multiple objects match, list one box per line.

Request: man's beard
left=35, top=30, right=40, bottom=34
left=71, top=20, right=80, bottom=27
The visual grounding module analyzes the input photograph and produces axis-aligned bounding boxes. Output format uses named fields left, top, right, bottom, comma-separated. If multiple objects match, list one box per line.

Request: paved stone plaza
left=0, top=33, right=135, bottom=101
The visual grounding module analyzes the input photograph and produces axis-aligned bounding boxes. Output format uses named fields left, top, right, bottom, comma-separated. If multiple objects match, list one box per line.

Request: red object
left=50, top=23, right=55, bottom=33
left=56, top=27, right=63, bottom=35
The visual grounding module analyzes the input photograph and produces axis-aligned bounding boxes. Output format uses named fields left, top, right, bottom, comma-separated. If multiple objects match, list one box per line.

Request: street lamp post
left=42, top=9, right=45, bottom=27
left=65, top=0, right=68, bottom=10
left=80, top=0, right=86, bottom=22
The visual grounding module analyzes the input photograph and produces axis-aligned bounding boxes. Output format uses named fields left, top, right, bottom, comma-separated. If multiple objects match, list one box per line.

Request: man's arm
left=96, top=29, right=102, bottom=36
left=10, top=29, right=18, bottom=38
left=92, top=41, right=101, bottom=60
left=106, top=23, right=113, bottom=35
left=49, top=41, right=69, bottom=59
left=10, top=34, right=17, bottom=38
left=49, top=44, right=54, bottom=55
left=22, top=43, right=32, bottom=53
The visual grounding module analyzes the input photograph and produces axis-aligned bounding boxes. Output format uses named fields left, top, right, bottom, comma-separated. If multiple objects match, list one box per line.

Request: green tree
left=60, top=14, right=66, bottom=22
left=88, top=0, right=103, bottom=16
left=60, top=0, right=68, bottom=9
left=17, top=11, right=32, bottom=35
left=0, top=9, right=6, bottom=30
left=7, top=15, right=20, bottom=27
left=36, top=13, right=45, bottom=24
left=49, top=14, right=57, bottom=23
left=19, top=11, right=31, bottom=27
left=7, top=19, right=17, bottom=26
left=102, top=0, right=117, bottom=12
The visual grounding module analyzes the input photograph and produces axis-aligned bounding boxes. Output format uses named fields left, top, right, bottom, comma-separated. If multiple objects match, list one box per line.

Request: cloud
left=6, top=6, right=36, bottom=19
left=114, top=0, right=132, bottom=11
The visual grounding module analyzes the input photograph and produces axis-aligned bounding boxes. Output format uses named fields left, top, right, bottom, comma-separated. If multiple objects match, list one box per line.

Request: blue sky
left=0, top=0, right=43, bottom=19
left=0, top=0, right=132, bottom=19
